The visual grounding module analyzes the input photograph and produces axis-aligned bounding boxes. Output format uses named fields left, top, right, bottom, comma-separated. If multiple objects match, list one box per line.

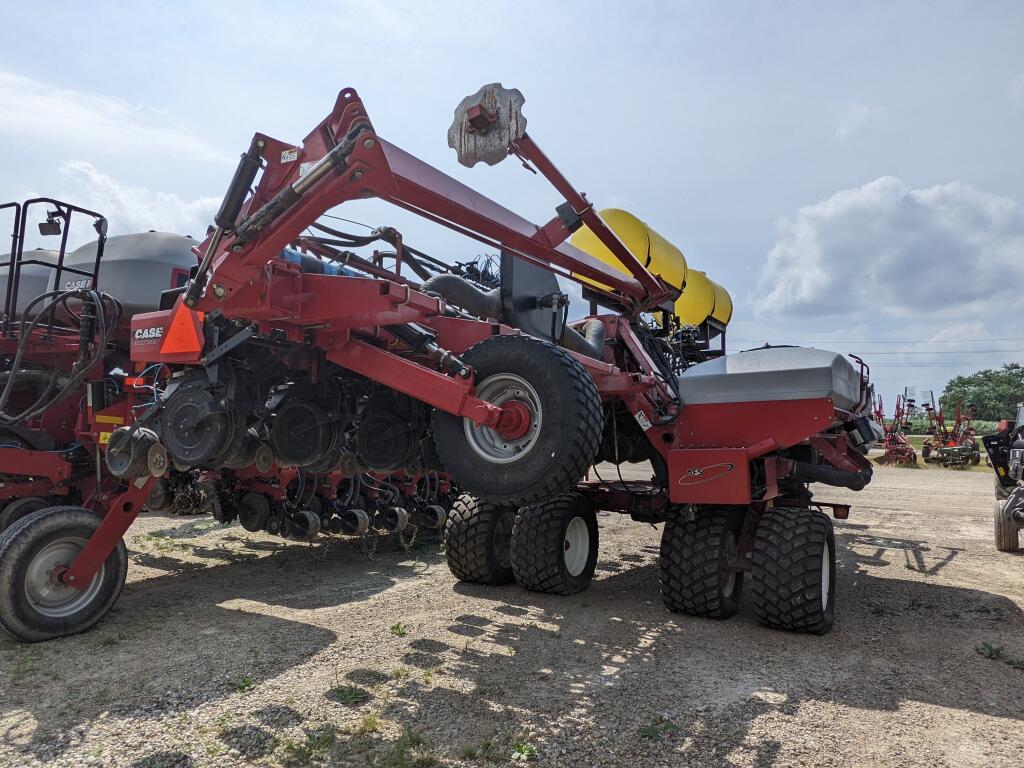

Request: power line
left=831, top=349, right=1024, bottom=356
left=731, top=337, right=1024, bottom=344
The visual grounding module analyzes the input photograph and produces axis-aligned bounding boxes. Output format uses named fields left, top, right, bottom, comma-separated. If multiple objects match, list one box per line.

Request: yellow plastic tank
left=570, top=209, right=687, bottom=295
left=710, top=280, right=733, bottom=324
left=675, top=269, right=716, bottom=326
left=569, top=207, right=732, bottom=328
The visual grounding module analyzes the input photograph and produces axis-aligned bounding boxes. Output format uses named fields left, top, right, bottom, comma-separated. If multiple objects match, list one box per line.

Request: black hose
left=420, top=273, right=502, bottom=318
left=791, top=461, right=872, bottom=491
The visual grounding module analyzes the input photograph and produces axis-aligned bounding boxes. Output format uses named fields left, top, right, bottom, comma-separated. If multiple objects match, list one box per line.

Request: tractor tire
left=0, top=506, right=128, bottom=642
left=659, top=506, right=744, bottom=619
left=511, top=493, right=598, bottom=595
left=994, top=500, right=1020, bottom=552
left=444, top=494, right=515, bottom=585
left=0, top=496, right=49, bottom=533
left=751, top=507, right=836, bottom=634
left=432, top=335, right=602, bottom=507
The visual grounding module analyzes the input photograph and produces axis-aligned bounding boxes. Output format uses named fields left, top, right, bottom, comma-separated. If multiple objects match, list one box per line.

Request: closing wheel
left=237, top=492, right=271, bottom=533
left=659, top=506, right=744, bottom=619
left=432, top=335, right=602, bottom=507
left=0, top=507, right=128, bottom=642
left=445, top=494, right=515, bottom=585
left=994, top=499, right=1020, bottom=552
left=0, top=496, right=50, bottom=533
left=511, top=493, right=598, bottom=595
left=751, top=507, right=836, bottom=634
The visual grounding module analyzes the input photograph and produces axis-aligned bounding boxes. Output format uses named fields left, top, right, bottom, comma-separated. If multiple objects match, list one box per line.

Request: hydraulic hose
left=420, top=273, right=502, bottom=319
left=791, top=461, right=872, bottom=491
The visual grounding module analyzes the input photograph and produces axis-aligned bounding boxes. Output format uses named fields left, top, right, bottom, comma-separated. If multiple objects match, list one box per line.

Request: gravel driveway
left=1, top=463, right=1022, bottom=767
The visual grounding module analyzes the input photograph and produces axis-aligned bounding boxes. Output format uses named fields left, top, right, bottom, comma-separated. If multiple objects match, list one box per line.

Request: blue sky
left=2, top=1, right=1023, bottom=408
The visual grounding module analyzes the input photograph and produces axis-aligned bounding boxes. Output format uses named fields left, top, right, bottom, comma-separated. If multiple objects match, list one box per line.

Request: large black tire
left=660, top=506, right=744, bottom=619
left=994, top=500, right=1020, bottom=552
left=0, top=496, right=49, bottom=533
left=751, top=507, right=836, bottom=634
left=445, top=494, right=515, bottom=585
left=0, top=506, right=128, bottom=642
left=511, top=493, right=598, bottom=595
left=432, top=335, right=602, bottom=507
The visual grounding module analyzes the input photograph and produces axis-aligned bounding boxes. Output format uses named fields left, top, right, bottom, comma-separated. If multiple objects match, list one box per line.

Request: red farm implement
left=873, top=393, right=917, bottom=465
left=0, top=84, right=882, bottom=641
left=921, top=395, right=981, bottom=468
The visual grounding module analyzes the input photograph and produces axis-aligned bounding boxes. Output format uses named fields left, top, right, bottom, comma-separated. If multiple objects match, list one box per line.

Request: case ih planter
left=1, top=84, right=880, bottom=640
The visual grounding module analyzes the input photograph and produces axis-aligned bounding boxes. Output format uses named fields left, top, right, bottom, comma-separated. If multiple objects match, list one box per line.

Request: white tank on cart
left=0, top=249, right=59, bottom=319
left=678, top=346, right=862, bottom=411
left=54, top=232, right=197, bottom=318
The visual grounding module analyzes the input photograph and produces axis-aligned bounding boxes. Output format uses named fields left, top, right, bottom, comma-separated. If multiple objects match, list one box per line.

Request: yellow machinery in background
left=570, top=208, right=732, bottom=330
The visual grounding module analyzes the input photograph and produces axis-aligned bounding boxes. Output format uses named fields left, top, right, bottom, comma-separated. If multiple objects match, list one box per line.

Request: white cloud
left=0, top=70, right=231, bottom=165
left=54, top=161, right=219, bottom=239
left=835, top=102, right=888, bottom=141
left=755, top=176, right=1024, bottom=319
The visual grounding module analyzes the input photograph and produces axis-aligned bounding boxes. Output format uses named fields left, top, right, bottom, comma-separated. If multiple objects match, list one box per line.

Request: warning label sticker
left=281, top=148, right=299, bottom=163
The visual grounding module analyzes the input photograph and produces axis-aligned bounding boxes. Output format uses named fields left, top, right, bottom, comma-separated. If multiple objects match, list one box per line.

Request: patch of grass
left=381, top=728, right=438, bottom=768
left=279, top=725, right=337, bottom=766
left=329, top=685, right=370, bottom=706
left=461, top=736, right=509, bottom=763
left=420, top=666, right=441, bottom=685
left=976, top=641, right=1004, bottom=660
left=510, top=740, right=538, bottom=761
left=11, top=648, right=41, bottom=683
left=390, top=622, right=408, bottom=637
left=638, top=715, right=681, bottom=740
left=229, top=674, right=256, bottom=694
left=391, top=666, right=411, bottom=681
left=356, top=714, right=382, bottom=734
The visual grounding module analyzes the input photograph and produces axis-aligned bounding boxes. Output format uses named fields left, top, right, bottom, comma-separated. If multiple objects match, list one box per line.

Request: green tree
left=939, top=364, right=1024, bottom=421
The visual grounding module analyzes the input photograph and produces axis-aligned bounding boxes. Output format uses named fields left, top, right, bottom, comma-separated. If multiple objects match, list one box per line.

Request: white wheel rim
left=463, top=374, right=542, bottom=464
left=820, top=540, right=831, bottom=611
left=722, top=531, right=737, bottom=597
left=563, top=516, right=589, bottom=577
left=24, top=536, right=105, bottom=618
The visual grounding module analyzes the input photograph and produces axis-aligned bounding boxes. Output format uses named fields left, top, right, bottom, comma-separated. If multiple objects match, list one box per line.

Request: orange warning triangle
left=159, top=300, right=204, bottom=355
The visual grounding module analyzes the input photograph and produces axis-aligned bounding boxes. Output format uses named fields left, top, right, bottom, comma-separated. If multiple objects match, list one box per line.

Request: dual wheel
left=0, top=506, right=128, bottom=642
left=659, top=506, right=836, bottom=633
left=445, top=492, right=597, bottom=595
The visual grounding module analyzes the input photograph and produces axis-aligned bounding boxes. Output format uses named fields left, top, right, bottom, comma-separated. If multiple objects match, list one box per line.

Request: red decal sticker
left=677, top=462, right=735, bottom=486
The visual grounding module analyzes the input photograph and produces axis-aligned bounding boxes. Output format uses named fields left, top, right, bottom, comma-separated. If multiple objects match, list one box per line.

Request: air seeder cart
left=0, top=84, right=880, bottom=641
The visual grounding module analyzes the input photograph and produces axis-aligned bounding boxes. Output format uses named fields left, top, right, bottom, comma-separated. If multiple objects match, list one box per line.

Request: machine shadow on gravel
left=437, top=528, right=1024, bottom=764
left=0, top=534, right=441, bottom=763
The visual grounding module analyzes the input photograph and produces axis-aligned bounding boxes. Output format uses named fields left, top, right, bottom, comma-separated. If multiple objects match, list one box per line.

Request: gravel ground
left=1, top=462, right=1022, bottom=767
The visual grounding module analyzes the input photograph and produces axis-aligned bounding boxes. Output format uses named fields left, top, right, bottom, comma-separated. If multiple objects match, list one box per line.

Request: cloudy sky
left=2, top=1, right=1023, bottom=407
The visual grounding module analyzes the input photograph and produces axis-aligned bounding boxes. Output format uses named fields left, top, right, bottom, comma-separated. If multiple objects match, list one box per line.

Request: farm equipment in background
left=1, top=83, right=880, bottom=642
left=982, top=402, right=1024, bottom=552
left=921, top=394, right=981, bottom=468
left=872, top=392, right=917, bottom=465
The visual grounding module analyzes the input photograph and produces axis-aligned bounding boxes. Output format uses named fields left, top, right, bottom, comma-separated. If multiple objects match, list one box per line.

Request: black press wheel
left=444, top=494, right=516, bottom=585
left=432, top=335, right=602, bottom=507
left=751, top=507, right=836, bottom=634
left=0, top=506, right=128, bottom=642
left=511, top=493, right=598, bottom=595
left=660, top=506, right=744, bottom=619
left=0, top=496, right=50, bottom=533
